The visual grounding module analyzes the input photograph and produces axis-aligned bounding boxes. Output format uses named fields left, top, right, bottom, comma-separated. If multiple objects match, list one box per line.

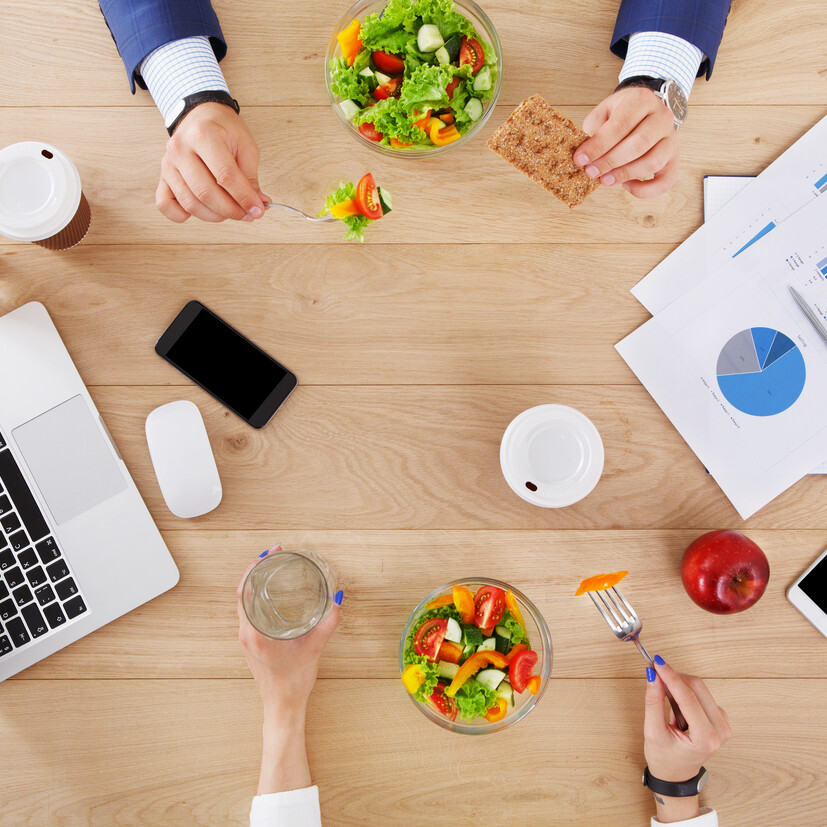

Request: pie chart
left=716, top=327, right=806, bottom=417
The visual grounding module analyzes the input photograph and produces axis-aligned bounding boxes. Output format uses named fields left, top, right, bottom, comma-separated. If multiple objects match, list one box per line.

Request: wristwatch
left=615, top=76, right=688, bottom=130
left=165, top=90, right=240, bottom=136
left=642, top=766, right=709, bottom=798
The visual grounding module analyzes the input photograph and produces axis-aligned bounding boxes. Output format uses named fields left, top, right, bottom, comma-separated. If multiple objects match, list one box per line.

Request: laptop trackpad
left=13, top=395, right=127, bottom=525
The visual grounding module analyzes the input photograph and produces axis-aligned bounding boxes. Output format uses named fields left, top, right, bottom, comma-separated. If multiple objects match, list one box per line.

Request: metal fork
left=588, top=586, right=688, bottom=731
left=262, top=202, right=335, bottom=222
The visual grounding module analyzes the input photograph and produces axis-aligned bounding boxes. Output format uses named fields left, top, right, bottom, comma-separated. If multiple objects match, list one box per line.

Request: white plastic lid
left=500, top=404, right=604, bottom=508
left=0, top=142, right=82, bottom=241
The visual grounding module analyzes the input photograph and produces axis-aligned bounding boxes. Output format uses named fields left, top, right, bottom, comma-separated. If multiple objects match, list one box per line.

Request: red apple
left=681, top=530, right=770, bottom=614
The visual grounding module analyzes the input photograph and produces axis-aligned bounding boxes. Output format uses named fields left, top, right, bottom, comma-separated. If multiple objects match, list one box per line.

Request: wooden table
left=3, top=1, right=827, bottom=824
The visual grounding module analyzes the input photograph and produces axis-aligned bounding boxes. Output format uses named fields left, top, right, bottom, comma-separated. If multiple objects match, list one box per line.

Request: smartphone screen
left=155, top=302, right=297, bottom=428
left=799, top=555, right=827, bottom=612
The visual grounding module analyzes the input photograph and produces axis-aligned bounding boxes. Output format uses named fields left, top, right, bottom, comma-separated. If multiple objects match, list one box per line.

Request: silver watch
left=616, top=76, right=688, bottom=129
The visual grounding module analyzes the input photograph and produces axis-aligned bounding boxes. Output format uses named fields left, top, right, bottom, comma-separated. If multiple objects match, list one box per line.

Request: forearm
left=258, top=708, right=312, bottom=795
left=653, top=793, right=701, bottom=823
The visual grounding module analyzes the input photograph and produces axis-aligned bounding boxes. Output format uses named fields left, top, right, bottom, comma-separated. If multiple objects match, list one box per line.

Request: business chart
left=716, top=328, right=806, bottom=417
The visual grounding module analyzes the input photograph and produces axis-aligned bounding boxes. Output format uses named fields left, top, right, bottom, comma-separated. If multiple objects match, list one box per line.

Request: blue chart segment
left=732, top=222, right=776, bottom=258
left=716, top=328, right=806, bottom=417
left=818, top=255, right=827, bottom=276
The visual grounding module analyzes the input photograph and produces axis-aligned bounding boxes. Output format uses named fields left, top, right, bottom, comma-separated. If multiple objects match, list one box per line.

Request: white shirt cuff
left=652, top=806, right=718, bottom=826
left=618, top=31, right=705, bottom=101
left=138, top=36, right=230, bottom=125
left=250, top=786, right=322, bottom=827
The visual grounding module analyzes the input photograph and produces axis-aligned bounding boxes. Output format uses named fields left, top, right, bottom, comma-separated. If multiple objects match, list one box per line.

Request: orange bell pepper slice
left=484, top=696, right=508, bottom=723
left=437, top=640, right=463, bottom=664
left=574, top=571, right=629, bottom=597
left=526, top=675, right=542, bottom=695
left=504, top=590, right=525, bottom=629
left=337, top=18, right=362, bottom=66
left=390, top=137, right=412, bottom=148
left=453, top=584, right=475, bottom=624
left=412, top=108, right=432, bottom=131
left=329, top=199, right=360, bottom=219
left=505, top=642, right=528, bottom=663
left=429, top=119, right=461, bottom=146
left=444, top=651, right=508, bottom=697
left=401, top=663, right=426, bottom=694
left=425, top=593, right=454, bottom=610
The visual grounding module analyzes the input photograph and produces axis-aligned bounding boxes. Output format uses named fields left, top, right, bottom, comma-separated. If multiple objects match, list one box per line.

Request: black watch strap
left=166, top=91, right=240, bottom=136
left=642, top=766, right=708, bottom=798
left=615, top=75, right=663, bottom=94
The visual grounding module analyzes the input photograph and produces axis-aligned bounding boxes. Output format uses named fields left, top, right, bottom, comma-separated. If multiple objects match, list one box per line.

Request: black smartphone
left=155, top=301, right=297, bottom=429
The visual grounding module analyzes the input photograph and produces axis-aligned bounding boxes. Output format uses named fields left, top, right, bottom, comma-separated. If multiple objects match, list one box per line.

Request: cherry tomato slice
left=358, top=122, right=383, bottom=142
left=373, top=76, right=403, bottom=100
left=473, top=585, right=506, bottom=634
left=437, top=640, right=463, bottom=664
left=429, top=683, right=458, bottom=721
left=508, top=648, right=539, bottom=693
left=354, top=172, right=383, bottom=220
left=459, top=36, right=484, bottom=74
left=446, top=77, right=461, bottom=101
left=373, top=50, right=405, bottom=74
left=413, top=617, right=448, bottom=661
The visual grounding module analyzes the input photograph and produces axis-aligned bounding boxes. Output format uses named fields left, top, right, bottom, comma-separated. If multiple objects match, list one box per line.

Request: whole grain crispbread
left=487, top=95, right=599, bottom=208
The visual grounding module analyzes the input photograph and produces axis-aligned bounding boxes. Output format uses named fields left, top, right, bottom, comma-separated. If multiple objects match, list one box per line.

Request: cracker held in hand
left=487, top=95, right=599, bottom=208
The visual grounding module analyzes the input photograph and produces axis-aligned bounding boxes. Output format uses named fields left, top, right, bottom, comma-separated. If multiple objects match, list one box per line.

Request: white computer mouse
left=145, top=400, right=222, bottom=518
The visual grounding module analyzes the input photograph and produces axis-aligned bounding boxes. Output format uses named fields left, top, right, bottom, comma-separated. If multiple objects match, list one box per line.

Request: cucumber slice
left=358, top=67, right=374, bottom=78
left=461, top=642, right=475, bottom=661
left=463, top=625, right=483, bottom=647
left=495, top=625, right=510, bottom=639
left=464, top=97, right=483, bottom=121
left=374, top=70, right=392, bottom=85
left=496, top=680, right=514, bottom=707
left=476, top=668, right=506, bottom=692
left=473, top=66, right=491, bottom=92
left=494, top=634, right=510, bottom=654
left=443, top=34, right=462, bottom=62
left=444, top=617, right=462, bottom=643
left=436, top=660, right=460, bottom=680
left=434, top=46, right=450, bottom=65
left=417, top=24, right=444, bottom=53
left=339, top=99, right=361, bottom=122
left=477, top=637, right=496, bottom=652
left=377, top=187, right=392, bottom=215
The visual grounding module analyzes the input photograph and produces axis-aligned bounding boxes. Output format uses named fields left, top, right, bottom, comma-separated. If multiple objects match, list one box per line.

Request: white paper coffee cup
left=0, top=142, right=91, bottom=250
left=500, top=404, right=604, bottom=508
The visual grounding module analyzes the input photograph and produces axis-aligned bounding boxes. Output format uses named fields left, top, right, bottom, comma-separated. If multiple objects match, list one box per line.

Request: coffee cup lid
left=500, top=404, right=604, bottom=508
left=0, top=142, right=82, bottom=242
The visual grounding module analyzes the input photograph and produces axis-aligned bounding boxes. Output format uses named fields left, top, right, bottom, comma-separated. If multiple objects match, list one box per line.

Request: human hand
left=237, top=549, right=342, bottom=722
left=575, top=86, right=680, bottom=199
left=644, top=656, right=732, bottom=783
left=156, top=102, right=269, bottom=223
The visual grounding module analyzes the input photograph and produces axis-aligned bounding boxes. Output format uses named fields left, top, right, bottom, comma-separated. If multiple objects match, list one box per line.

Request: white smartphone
left=787, top=547, right=827, bottom=637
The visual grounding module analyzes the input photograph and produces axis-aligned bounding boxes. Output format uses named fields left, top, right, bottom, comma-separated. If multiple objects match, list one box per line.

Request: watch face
left=665, top=81, right=688, bottom=123
left=696, top=769, right=709, bottom=793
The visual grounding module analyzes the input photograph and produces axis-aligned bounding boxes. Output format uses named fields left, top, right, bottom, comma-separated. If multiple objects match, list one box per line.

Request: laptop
left=0, top=301, right=178, bottom=682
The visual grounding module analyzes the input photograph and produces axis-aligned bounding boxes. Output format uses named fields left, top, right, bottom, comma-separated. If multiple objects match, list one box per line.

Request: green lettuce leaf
left=328, top=57, right=371, bottom=106
left=453, top=678, right=497, bottom=721
left=398, top=62, right=456, bottom=108
left=501, top=613, right=529, bottom=647
left=319, top=182, right=371, bottom=242
left=355, top=98, right=429, bottom=144
left=415, top=0, right=475, bottom=39
left=359, top=0, right=418, bottom=51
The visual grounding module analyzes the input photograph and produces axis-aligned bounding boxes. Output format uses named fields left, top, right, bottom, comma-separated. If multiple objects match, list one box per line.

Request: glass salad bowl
left=399, top=578, right=552, bottom=734
left=325, top=0, right=503, bottom=157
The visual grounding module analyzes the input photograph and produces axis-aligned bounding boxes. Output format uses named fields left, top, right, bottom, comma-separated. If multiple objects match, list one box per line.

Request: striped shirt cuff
left=618, top=31, right=705, bottom=101
left=139, top=36, right=230, bottom=125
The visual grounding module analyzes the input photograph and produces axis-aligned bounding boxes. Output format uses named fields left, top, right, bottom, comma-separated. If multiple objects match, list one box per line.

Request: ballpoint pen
left=789, top=286, right=827, bottom=345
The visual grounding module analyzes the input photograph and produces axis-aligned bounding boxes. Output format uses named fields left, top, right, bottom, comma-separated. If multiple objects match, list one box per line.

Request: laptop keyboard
left=0, top=431, right=87, bottom=658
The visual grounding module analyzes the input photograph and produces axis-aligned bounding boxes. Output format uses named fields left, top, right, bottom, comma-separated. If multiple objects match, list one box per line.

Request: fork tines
left=588, top=586, right=639, bottom=638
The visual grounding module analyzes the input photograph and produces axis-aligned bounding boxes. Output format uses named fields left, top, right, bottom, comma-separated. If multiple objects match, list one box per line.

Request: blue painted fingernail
left=334, top=590, right=344, bottom=605
left=646, top=667, right=656, bottom=682
left=258, top=549, right=269, bottom=558
left=654, top=655, right=666, bottom=666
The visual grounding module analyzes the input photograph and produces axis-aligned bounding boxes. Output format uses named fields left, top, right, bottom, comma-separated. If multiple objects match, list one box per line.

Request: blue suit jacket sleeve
left=610, top=0, right=731, bottom=79
left=99, top=0, right=226, bottom=93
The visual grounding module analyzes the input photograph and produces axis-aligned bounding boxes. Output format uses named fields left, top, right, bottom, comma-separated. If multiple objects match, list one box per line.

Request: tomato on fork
left=354, top=173, right=383, bottom=220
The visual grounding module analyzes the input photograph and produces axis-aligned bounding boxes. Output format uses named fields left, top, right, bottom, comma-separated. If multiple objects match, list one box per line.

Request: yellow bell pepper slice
left=444, top=651, right=509, bottom=697
left=504, top=590, right=525, bottom=630
left=429, top=119, right=461, bottom=146
left=337, top=18, right=362, bottom=66
left=329, top=198, right=360, bottom=219
left=484, top=697, right=508, bottom=723
left=574, top=571, right=629, bottom=597
left=401, top=663, right=426, bottom=694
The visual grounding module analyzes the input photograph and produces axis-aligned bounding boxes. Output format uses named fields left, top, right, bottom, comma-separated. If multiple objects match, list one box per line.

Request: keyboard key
left=6, top=616, right=30, bottom=647
left=0, top=635, right=11, bottom=656
left=35, top=584, right=56, bottom=606
left=0, top=549, right=13, bottom=570
left=0, top=598, right=16, bottom=620
left=9, top=530, right=27, bottom=552
left=43, top=602, right=66, bottom=629
left=26, top=566, right=46, bottom=588
left=21, top=603, right=48, bottom=638
left=63, top=595, right=87, bottom=619
left=0, top=495, right=11, bottom=516
left=55, top=578, right=78, bottom=601
left=35, top=537, right=60, bottom=564
left=0, top=581, right=7, bottom=600
left=17, top=547, right=37, bottom=569
left=1, top=512, right=20, bottom=535
left=0, top=449, right=49, bottom=543
left=12, top=584, right=33, bottom=607
left=46, top=559, right=69, bottom=583
left=5, top=566, right=24, bottom=588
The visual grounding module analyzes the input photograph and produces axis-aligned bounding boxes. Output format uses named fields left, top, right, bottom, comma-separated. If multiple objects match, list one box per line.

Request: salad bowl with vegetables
left=325, top=0, right=502, bottom=155
left=399, top=578, right=551, bottom=733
